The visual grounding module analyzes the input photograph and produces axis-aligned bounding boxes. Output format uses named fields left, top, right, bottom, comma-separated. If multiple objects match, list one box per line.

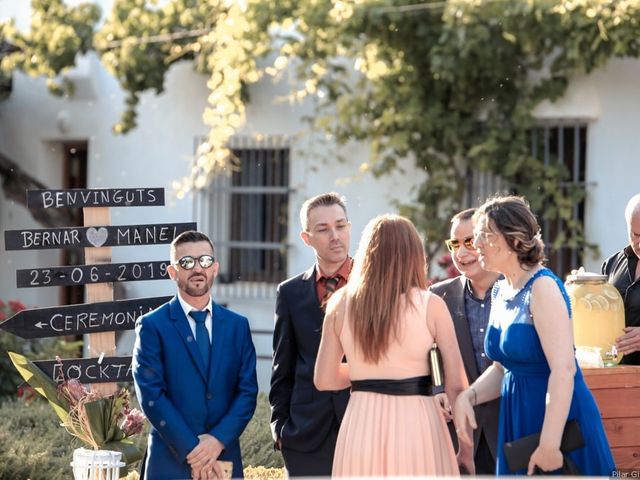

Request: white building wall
left=584, top=58, right=640, bottom=271
left=532, top=57, right=640, bottom=273
left=0, top=17, right=425, bottom=392
left=3, top=1, right=639, bottom=391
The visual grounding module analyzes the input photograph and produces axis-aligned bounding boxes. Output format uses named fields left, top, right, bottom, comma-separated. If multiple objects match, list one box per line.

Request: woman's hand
left=457, top=438, right=476, bottom=475
left=527, top=444, right=563, bottom=475
left=453, top=388, right=477, bottom=446
left=434, top=392, right=453, bottom=422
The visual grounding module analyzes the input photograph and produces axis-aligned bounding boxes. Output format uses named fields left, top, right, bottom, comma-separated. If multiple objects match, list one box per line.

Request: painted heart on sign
left=86, top=227, right=109, bottom=247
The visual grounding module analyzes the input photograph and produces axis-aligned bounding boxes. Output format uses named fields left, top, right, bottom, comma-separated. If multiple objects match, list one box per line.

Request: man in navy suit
left=269, top=192, right=351, bottom=476
left=430, top=208, right=500, bottom=474
left=133, top=230, right=258, bottom=479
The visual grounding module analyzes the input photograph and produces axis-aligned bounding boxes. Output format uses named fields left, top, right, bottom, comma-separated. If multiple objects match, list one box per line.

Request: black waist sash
left=350, top=375, right=432, bottom=396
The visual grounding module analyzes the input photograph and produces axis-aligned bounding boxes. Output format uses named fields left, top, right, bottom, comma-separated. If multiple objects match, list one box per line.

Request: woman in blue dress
left=454, top=195, right=615, bottom=475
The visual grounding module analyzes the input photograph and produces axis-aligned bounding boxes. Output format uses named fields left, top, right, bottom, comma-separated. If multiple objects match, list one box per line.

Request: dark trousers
left=281, top=426, right=338, bottom=477
left=474, top=431, right=496, bottom=475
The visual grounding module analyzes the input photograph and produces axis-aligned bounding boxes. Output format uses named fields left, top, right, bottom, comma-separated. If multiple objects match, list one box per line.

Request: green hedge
left=0, top=399, right=80, bottom=480
left=0, top=392, right=282, bottom=479
left=0, top=331, right=81, bottom=403
left=240, top=393, right=283, bottom=469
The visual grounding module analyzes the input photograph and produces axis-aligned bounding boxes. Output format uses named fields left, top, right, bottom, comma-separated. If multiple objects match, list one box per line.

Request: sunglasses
left=174, top=254, right=215, bottom=270
left=445, top=236, right=475, bottom=253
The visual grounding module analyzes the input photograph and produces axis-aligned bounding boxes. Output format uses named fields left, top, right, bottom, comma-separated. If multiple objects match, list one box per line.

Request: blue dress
left=485, top=267, right=616, bottom=475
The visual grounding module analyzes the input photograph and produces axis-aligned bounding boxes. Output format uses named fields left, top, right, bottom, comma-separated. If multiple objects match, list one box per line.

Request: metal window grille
left=195, top=136, right=291, bottom=299
left=465, top=122, right=588, bottom=278
left=531, top=122, right=588, bottom=277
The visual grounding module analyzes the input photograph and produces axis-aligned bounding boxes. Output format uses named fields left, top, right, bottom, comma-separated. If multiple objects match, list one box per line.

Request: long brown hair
left=347, top=214, right=428, bottom=363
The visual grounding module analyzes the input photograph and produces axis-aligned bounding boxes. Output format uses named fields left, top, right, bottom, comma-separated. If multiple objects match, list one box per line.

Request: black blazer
left=269, top=264, right=350, bottom=452
left=430, top=276, right=500, bottom=461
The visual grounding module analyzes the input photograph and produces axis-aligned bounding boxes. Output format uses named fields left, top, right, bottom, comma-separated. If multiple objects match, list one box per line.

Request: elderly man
left=602, top=193, right=640, bottom=365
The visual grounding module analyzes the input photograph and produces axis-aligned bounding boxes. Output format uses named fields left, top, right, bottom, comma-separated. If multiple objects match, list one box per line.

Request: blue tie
left=189, top=310, right=210, bottom=365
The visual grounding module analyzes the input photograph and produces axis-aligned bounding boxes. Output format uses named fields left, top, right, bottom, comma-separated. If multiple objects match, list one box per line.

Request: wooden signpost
left=34, top=356, right=134, bottom=384
left=4, top=223, right=195, bottom=250
left=27, top=188, right=164, bottom=208
left=17, top=261, right=171, bottom=288
left=1, top=187, right=194, bottom=395
left=0, top=296, right=172, bottom=338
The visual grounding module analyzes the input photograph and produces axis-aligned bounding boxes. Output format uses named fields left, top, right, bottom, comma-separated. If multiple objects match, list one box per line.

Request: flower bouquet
left=9, top=352, right=145, bottom=471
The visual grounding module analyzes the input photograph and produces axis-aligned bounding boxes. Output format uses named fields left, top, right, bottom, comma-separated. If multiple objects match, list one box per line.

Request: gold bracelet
left=469, top=386, right=477, bottom=406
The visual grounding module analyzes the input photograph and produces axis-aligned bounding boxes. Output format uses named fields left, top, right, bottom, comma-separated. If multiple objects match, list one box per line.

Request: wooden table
left=583, top=365, right=640, bottom=472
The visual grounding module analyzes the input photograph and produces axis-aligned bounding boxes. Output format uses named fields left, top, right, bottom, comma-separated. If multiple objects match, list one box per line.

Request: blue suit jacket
left=133, top=296, right=258, bottom=479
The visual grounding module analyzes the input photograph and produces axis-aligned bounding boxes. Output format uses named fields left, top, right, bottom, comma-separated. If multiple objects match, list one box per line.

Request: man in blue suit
left=269, top=192, right=351, bottom=476
left=133, top=230, right=258, bottom=479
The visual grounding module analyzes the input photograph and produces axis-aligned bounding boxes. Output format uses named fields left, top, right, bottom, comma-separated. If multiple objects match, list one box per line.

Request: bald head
left=625, top=194, right=640, bottom=258
left=625, top=194, right=640, bottom=223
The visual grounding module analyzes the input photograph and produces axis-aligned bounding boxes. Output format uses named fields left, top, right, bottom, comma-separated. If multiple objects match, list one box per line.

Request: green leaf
left=84, top=397, right=111, bottom=446
left=8, top=351, right=69, bottom=424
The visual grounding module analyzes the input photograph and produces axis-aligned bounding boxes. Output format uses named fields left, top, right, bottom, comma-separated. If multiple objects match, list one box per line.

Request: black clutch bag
left=503, top=419, right=585, bottom=473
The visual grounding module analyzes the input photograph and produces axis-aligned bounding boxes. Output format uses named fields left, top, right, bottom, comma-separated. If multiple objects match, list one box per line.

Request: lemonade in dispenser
left=565, top=270, right=625, bottom=366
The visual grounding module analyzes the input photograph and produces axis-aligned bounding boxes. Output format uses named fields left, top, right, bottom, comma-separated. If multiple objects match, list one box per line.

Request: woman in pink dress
left=314, top=214, right=472, bottom=477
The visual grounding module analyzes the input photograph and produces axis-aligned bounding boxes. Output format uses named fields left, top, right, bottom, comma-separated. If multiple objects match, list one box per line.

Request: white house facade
left=1, top=1, right=639, bottom=391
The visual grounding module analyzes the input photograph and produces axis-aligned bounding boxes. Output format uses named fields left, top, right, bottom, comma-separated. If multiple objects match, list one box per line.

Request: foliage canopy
left=2, top=0, right=639, bottom=256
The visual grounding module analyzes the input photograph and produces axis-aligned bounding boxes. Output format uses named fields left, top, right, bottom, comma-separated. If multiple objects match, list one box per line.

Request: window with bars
left=531, top=123, right=588, bottom=277
left=195, top=138, right=291, bottom=286
left=465, top=122, right=588, bottom=278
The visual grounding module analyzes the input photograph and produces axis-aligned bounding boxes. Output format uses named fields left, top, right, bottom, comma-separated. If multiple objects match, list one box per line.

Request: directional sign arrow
left=33, top=356, right=133, bottom=384
left=0, top=296, right=171, bottom=339
left=4, top=222, right=196, bottom=250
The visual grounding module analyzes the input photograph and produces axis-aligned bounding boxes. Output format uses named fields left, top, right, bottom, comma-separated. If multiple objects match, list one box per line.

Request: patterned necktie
left=321, top=277, right=340, bottom=310
left=189, top=310, right=210, bottom=364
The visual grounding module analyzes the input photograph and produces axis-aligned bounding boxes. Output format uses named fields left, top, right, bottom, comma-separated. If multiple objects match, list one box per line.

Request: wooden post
left=83, top=206, right=116, bottom=396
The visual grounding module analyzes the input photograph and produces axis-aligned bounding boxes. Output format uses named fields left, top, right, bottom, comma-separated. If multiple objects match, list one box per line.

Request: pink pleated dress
left=332, top=289, right=459, bottom=477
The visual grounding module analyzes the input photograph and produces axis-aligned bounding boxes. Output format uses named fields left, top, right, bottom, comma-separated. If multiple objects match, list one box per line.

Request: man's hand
left=187, top=434, right=225, bottom=479
left=616, top=326, right=640, bottom=355
left=274, top=438, right=283, bottom=451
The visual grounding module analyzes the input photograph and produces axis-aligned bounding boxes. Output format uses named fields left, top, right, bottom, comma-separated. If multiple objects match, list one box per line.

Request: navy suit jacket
left=269, top=264, right=349, bottom=452
left=430, top=276, right=499, bottom=462
left=133, top=296, right=258, bottom=479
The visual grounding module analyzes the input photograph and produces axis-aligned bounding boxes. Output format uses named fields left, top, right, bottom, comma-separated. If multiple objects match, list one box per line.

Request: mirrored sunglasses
left=445, top=236, right=475, bottom=253
left=175, top=254, right=215, bottom=270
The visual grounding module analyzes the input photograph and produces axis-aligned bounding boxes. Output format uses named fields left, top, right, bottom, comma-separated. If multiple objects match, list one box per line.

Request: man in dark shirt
left=601, top=193, right=640, bottom=365
left=430, top=208, right=500, bottom=474
left=269, top=192, right=351, bottom=476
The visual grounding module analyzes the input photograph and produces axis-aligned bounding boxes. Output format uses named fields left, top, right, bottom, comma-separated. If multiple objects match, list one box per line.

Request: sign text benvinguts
left=27, top=188, right=164, bottom=208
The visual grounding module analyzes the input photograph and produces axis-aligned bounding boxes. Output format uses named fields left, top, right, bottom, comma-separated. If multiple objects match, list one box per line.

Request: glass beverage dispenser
left=565, top=271, right=625, bottom=367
